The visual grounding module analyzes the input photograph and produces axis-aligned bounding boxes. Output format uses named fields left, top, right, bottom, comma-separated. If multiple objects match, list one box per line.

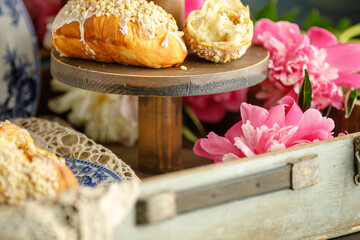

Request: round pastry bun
left=183, top=0, right=253, bottom=63
left=0, top=121, right=79, bottom=205
left=52, top=0, right=188, bottom=68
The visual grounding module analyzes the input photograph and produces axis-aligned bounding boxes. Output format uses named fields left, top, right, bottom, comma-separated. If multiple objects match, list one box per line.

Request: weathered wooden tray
left=114, top=133, right=360, bottom=240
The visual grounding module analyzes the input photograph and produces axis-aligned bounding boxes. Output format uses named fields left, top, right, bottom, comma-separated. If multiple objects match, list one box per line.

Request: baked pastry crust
left=52, top=0, right=188, bottom=68
left=0, top=121, right=79, bottom=205
left=183, top=0, right=253, bottom=63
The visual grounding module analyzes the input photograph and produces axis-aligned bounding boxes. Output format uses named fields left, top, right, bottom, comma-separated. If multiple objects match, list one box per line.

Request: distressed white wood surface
left=113, top=133, right=360, bottom=240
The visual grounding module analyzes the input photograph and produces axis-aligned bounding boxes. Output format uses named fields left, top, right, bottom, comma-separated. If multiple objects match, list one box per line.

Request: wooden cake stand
left=50, top=0, right=269, bottom=174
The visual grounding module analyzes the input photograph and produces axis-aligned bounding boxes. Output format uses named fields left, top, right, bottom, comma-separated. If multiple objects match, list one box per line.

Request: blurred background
left=20, top=0, right=360, bottom=133
left=2, top=0, right=360, bottom=140
left=243, top=0, right=360, bottom=27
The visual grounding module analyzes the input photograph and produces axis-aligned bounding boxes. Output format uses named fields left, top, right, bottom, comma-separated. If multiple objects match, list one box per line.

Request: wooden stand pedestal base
left=138, top=96, right=183, bottom=173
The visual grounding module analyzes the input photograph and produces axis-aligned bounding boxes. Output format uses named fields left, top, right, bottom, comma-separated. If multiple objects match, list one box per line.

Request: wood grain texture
left=50, top=45, right=269, bottom=96
left=291, top=154, right=319, bottom=190
left=177, top=165, right=291, bottom=214
left=134, top=155, right=319, bottom=225
left=114, top=133, right=360, bottom=240
left=135, top=165, right=291, bottom=225
left=136, top=191, right=177, bottom=225
left=138, top=96, right=183, bottom=174
left=331, top=231, right=360, bottom=240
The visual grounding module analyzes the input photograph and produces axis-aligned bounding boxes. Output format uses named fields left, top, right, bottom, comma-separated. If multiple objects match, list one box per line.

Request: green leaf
left=345, top=89, right=358, bottom=118
left=183, top=105, right=207, bottom=137
left=255, top=0, right=278, bottom=22
left=337, top=18, right=352, bottom=32
left=182, top=126, right=199, bottom=144
left=323, top=104, right=333, bottom=118
left=279, top=7, right=299, bottom=22
left=298, top=69, right=313, bottom=111
left=304, top=8, right=334, bottom=32
left=348, top=39, right=360, bottom=44
left=339, top=23, right=360, bottom=43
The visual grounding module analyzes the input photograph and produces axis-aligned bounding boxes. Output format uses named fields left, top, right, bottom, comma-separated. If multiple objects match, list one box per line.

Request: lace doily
left=0, top=117, right=141, bottom=239
left=11, top=117, right=137, bottom=181
left=0, top=181, right=139, bottom=240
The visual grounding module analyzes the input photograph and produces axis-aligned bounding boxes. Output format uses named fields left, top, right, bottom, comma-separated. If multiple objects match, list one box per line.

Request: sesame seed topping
left=0, top=144, right=57, bottom=205
left=61, top=0, right=179, bottom=39
left=0, top=122, right=63, bottom=205
left=183, top=0, right=252, bottom=63
left=180, top=65, right=187, bottom=71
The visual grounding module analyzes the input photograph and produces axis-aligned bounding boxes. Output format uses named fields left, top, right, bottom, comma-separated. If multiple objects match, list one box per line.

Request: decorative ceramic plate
left=65, top=158, right=122, bottom=187
left=0, top=0, right=40, bottom=120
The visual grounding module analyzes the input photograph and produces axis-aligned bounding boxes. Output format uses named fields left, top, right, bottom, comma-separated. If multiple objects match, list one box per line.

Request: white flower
left=48, top=79, right=138, bottom=147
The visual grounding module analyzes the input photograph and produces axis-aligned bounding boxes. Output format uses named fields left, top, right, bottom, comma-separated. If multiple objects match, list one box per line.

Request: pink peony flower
left=253, top=19, right=360, bottom=110
left=194, top=96, right=335, bottom=163
left=183, top=88, right=248, bottom=123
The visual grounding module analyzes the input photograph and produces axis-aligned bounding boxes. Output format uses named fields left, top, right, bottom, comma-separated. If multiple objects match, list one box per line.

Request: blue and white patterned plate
left=0, top=0, right=40, bottom=120
left=65, top=158, right=122, bottom=187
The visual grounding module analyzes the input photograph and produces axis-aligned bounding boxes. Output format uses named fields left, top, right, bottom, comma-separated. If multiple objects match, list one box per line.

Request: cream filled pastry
left=0, top=121, right=79, bottom=205
left=52, top=0, right=188, bottom=68
left=183, top=0, right=253, bottom=63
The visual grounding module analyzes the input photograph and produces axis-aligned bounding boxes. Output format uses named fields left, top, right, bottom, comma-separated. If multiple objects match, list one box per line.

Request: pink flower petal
left=253, top=18, right=275, bottom=44
left=222, top=153, right=242, bottom=162
left=296, top=109, right=334, bottom=141
left=253, top=19, right=303, bottom=46
left=281, top=96, right=303, bottom=126
left=200, top=132, right=235, bottom=155
left=240, top=103, right=268, bottom=128
left=307, top=27, right=338, bottom=49
left=185, top=0, right=204, bottom=18
left=225, top=121, right=243, bottom=144
left=325, top=43, right=360, bottom=73
left=193, top=132, right=243, bottom=163
left=234, top=138, right=256, bottom=157
left=183, top=89, right=247, bottom=123
left=193, top=97, right=335, bottom=163
left=222, top=89, right=248, bottom=112
left=190, top=101, right=226, bottom=123
left=183, top=95, right=210, bottom=109
left=333, top=72, right=360, bottom=88
left=253, top=18, right=360, bottom=111
left=265, top=104, right=285, bottom=127
left=268, top=141, right=286, bottom=152
left=193, top=140, right=219, bottom=162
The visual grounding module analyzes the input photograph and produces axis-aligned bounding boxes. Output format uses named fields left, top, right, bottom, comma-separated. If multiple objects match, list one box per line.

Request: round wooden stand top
left=50, top=45, right=269, bottom=97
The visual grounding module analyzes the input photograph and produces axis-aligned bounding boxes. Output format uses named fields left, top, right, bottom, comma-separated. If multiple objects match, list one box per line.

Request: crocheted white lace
left=0, top=117, right=140, bottom=240
left=0, top=181, right=139, bottom=240
left=11, top=117, right=137, bottom=181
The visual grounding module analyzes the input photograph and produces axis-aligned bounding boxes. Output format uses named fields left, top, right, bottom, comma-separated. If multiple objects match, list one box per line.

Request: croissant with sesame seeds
left=52, top=0, right=188, bottom=68
left=183, top=0, right=253, bottom=63
left=0, top=121, right=79, bottom=205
